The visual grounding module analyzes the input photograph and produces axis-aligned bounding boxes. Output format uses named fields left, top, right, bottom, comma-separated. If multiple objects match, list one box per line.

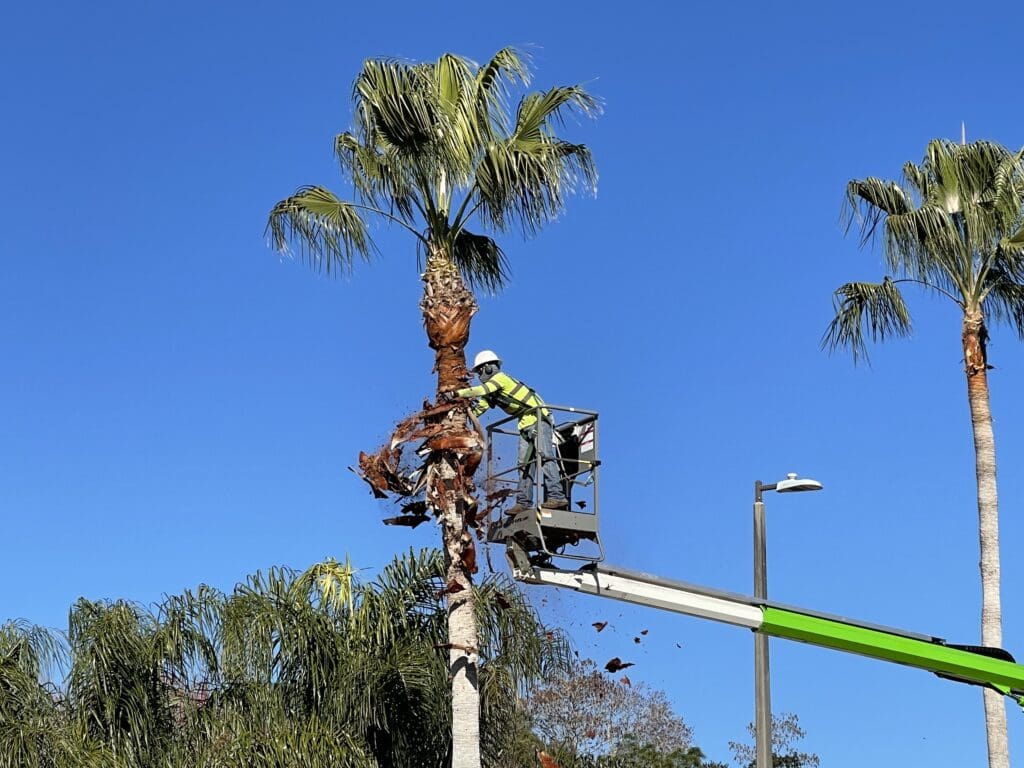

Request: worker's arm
left=455, top=372, right=510, bottom=400
left=454, top=372, right=513, bottom=416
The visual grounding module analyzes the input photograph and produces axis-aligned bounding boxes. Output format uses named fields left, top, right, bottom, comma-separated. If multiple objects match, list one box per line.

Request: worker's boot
left=540, top=499, right=569, bottom=511
left=505, top=503, right=530, bottom=517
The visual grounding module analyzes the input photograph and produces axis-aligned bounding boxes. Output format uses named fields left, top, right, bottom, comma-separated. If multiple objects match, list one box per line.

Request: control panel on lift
left=483, top=405, right=604, bottom=572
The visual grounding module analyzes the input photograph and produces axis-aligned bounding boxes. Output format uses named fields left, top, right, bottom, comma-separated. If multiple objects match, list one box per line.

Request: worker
left=443, top=350, right=568, bottom=515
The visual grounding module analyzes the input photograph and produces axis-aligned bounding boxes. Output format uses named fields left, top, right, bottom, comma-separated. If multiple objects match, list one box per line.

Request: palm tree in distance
left=824, top=138, right=1024, bottom=768
left=266, top=48, right=597, bottom=768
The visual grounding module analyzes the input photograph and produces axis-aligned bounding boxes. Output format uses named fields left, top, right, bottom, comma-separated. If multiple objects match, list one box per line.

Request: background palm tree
left=823, top=138, right=1024, bottom=768
left=1, top=550, right=566, bottom=768
left=266, top=47, right=597, bottom=768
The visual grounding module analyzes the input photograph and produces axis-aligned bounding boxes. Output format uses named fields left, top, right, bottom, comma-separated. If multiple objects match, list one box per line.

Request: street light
left=753, top=473, right=822, bottom=768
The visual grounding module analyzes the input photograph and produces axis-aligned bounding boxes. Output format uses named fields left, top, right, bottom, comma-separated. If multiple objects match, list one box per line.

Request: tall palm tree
left=266, top=47, right=597, bottom=767
left=823, top=138, right=1024, bottom=768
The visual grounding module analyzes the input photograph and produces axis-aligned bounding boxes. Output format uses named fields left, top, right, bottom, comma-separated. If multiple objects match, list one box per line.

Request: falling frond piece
left=822, top=279, right=912, bottom=364
left=604, top=657, right=634, bottom=673
left=266, top=186, right=374, bottom=275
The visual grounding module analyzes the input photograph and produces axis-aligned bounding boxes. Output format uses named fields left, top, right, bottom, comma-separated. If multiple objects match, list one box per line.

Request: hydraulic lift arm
left=518, top=562, right=1024, bottom=708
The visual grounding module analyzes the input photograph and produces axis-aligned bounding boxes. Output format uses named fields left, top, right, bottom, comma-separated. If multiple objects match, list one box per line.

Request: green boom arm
left=518, top=563, right=1024, bottom=708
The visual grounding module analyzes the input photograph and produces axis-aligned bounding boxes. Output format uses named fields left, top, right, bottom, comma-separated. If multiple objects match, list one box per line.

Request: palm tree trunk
left=962, top=310, right=1008, bottom=768
left=421, top=251, right=482, bottom=768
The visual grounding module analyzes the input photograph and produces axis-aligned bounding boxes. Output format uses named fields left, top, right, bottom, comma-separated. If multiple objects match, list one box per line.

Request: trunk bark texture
left=962, top=310, right=1008, bottom=768
left=421, top=252, right=482, bottom=768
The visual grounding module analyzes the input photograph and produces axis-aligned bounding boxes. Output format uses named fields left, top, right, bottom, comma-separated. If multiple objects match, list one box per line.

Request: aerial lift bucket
left=483, top=405, right=605, bottom=572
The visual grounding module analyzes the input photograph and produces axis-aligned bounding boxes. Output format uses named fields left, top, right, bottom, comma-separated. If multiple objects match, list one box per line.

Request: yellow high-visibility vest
left=456, top=371, right=551, bottom=431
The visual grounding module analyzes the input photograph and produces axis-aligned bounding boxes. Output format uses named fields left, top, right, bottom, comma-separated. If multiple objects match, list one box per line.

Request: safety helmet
left=472, top=350, right=502, bottom=371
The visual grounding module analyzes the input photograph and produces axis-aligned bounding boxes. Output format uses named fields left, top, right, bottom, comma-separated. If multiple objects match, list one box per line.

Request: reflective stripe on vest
left=476, top=374, right=548, bottom=427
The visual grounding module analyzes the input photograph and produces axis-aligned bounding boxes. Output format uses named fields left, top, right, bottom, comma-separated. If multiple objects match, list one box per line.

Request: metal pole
left=754, top=481, right=772, bottom=768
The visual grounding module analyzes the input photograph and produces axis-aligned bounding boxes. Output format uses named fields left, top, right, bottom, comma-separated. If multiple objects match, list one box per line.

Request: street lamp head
left=774, top=472, right=823, bottom=494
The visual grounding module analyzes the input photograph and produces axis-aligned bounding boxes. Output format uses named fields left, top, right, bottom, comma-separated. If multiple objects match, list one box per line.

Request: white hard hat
left=472, top=350, right=502, bottom=370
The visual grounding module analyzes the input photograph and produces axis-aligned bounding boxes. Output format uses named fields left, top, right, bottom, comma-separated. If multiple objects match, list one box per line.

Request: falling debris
left=585, top=729, right=597, bottom=739
left=401, top=500, right=429, bottom=516
left=493, top=591, right=511, bottom=610
left=640, top=629, right=649, bottom=635
left=350, top=464, right=390, bottom=499
left=620, top=676, right=632, bottom=687
left=576, top=500, right=587, bottom=509
left=355, top=405, right=485, bottom=519
left=675, top=643, right=683, bottom=649
left=633, top=637, right=641, bottom=644
left=604, top=657, right=634, bottom=673
left=544, top=631, right=556, bottom=642
left=382, top=514, right=429, bottom=528
left=592, top=621, right=608, bottom=632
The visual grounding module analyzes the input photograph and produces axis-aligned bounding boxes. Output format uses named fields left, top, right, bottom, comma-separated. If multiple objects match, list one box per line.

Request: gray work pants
left=516, top=419, right=566, bottom=506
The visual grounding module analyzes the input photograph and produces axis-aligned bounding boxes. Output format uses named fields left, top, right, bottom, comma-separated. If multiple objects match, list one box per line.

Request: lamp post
left=753, top=473, right=822, bottom=768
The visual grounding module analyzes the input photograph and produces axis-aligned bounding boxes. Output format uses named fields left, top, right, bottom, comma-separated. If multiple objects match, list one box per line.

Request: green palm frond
left=512, top=86, right=600, bottom=142
left=1003, top=225, right=1024, bottom=256
left=334, top=132, right=416, bottom=220
left=844, top=177, right=913, bottom=245
left=822, top=279, right=912, bottom=364
left=452, top=230, right=509, bottom=293
left=983, top=277, right=1024, bottom=338
left=266, top=186, right=373, bottom=274
left=353, top=58, right=439, bottom=156
left=990, top=149, right=1024, bottom=206
left=881, top=205, right=966, bottom=286
left=477, top=136, right=597, bottom=236
left=474, top=47, right=530, bottom=136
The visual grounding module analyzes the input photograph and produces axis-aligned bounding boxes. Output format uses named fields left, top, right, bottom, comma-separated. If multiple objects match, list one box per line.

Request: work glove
left=439, top=391, right=458, bottom=403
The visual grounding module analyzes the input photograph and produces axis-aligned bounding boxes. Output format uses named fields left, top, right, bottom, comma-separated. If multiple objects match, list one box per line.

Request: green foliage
left=268, top=47, right=599, bottom=290
left=824, top=139, right=1024, bottom=362
left=0, top=549, right=565, bottom=768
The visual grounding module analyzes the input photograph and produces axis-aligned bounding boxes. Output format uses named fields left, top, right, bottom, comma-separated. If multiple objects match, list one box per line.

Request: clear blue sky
left=3, top=1, right=1024, bottom=764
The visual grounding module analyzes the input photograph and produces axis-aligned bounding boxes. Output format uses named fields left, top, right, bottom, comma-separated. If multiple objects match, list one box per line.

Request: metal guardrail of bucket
left=483, top=405, right=605, bottom=570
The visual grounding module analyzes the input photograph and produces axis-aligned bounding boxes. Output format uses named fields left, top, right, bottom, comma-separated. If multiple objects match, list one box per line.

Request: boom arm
left=519, top=563, right=1024, bottom=708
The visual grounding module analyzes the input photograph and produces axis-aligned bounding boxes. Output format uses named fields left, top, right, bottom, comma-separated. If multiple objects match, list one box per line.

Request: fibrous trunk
left=963, top=310, right=1008, bottom=768
left=421, top=251, right=482, bottom=768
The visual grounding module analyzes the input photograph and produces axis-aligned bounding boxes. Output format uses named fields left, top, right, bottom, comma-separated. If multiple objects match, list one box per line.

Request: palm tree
left=266, top=47, right=597, bottom=767
left=2, top=550, right=566, bottom=767
left=196, top=550, right=567, bottom=767
left=823, top=138, right=1024, bottom=768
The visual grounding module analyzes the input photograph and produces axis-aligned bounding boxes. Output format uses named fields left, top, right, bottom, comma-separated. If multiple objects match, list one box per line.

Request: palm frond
left=1004, top=225, right=1024, bottom=254
left=822, top=279, right=912, bottom=364
left=882, top=205, right=966, bottom=287
left=266, top=186, right=373, bottom=275
left=334, top=132, right=416, bottom=221
left=844, top=177, right=913, bottom=245
left=452, top=230, right=510, bottom=293
left=474, top=47, right=530, bottom=136
left=512, top=86, right=600, bottom=143
left=983, top=276, right=1024, bottom=339
left=476, top=136, right=597, bottom=236
left=353, top=58, right=438, bottom=156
